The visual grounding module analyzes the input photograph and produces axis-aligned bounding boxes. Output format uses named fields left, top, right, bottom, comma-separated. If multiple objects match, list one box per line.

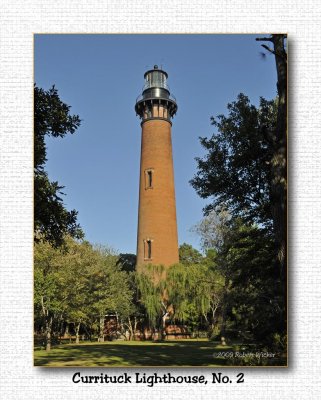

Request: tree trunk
left=271, top=34, right=287, bottom=278
left=83, top=324, right=91, bottom=341
left=133, top=316, right=138, bottom=341
left=45, top=316, right=53, bottom=352
left=127, top=317, right=133, bottom=341
left=75, top=322, right=81, bottom=344
left=99, top=315, right=105, bottom=342
left=58, top=318, right=64, bottom=341
left=41, top=296, right=53, bottom=352
left=209, top=302, right=219, bottom=338
left=220, top=280, right=229, bottom=339
left=64, top=323, right=69, bottom=338
left=161, top=312, right=169, bottom=341
left=256, top=34, right=287, bottom=277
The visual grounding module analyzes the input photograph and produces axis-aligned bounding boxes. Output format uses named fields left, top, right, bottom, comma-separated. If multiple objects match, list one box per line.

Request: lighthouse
left=135, top=65, right=179, bottom=271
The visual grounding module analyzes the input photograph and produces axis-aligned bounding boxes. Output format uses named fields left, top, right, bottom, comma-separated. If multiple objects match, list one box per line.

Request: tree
left=191, top=34, right=287, bottom=276
left=193, top=210, right=286, bottom=348
left=223, top=221, right=285, bottom=346
left=117, top=253, right=137, bottom=272
left=35, top=238, right=97, bottom=350
left=34, top=85, right=83, bottom=247
left=34, top=238, right=134, bottom=348
left=178, top=243, right=203, bottom=266
left=135, top=264, right=167, bottom=338
left=165, top=262, right=224, bottom=337
left=115, top=253, right=147, bottom=340
left=187, top=264, right=224, bottom=337
left=58, top=239, right=100, bottom=344
left=190, top=36, right=287, bottom=352
left=88, top=245, right=133, bottom=342
left=256, top=34, right=287, bottom=273
left=121, top=276, right=145, bottom=341
left=34, top=240, right=67, bottom=351
left=192, top=207, right=232, bottom=251
left=192, top=210, right=234, bottom=338
left=190, top=94, right=277, bottom=228
left=190, top=91, right=287, bottom=283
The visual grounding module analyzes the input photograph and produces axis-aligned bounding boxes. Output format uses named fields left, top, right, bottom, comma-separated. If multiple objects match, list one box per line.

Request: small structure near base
left=165, top=325, right=191, bottom=340
left=104, top=314, right=118, bottom=341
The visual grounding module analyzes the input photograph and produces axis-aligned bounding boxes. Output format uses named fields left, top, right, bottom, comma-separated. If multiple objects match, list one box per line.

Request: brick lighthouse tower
left=135, top=65, right=179, bottom=270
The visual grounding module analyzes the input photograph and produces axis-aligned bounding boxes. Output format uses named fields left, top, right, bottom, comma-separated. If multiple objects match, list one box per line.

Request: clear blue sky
left=34, top=34, right=277, bottom=254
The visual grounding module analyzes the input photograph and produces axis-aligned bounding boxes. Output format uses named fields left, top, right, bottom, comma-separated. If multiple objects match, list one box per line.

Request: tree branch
left=257, top=36, right=287, bottom=61
left=255, top=37, right=273, bottom=42
left=261, top=44, right=276, bottom=56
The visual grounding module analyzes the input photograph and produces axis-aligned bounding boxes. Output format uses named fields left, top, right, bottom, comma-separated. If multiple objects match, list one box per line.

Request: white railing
left=136, top=92, right=177, bottom=104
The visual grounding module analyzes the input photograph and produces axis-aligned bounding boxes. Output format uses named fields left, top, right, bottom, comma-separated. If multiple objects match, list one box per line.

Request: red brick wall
left=136, top=118, right=179, bottom=270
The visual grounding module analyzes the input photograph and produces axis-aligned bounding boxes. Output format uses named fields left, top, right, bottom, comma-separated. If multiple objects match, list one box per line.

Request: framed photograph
left=34, top=34, right=287, bottom=367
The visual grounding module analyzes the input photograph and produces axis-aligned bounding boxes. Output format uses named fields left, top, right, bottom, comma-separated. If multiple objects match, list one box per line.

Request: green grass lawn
left=34, top=339, right=234, bottom=367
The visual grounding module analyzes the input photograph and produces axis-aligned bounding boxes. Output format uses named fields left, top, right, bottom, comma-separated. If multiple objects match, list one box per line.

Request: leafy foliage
left=178, top=243, right=203, bottom=266
left=190, top=94, right=277, bottom=228
left=224, top=222, right=283, bottom=343
left=193, top=209, right=286, bottom=347
left=117, top=253, right=137, bottom=272
left=135, top=259, right=225, bottom=338
left=135, top=264, right=166, bottom=328
left=190, top=85, right=287, bottom=352
left=34, top=85, right=83, bottom=247
left=34, top=238, right=133, bottom=349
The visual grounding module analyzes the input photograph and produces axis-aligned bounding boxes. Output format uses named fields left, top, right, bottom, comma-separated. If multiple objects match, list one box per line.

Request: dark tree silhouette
left=256, top=34, right=287, bottom=275
left=34, top=85, right=83, bottom=247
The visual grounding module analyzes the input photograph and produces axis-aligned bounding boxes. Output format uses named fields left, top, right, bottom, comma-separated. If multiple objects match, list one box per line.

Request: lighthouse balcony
left=135, top=92, right=176, bottom=105
left=135, top=95, right=177, bottom=121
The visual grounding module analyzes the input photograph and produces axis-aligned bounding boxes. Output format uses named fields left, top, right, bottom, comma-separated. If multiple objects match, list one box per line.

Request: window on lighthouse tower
left=147, top=170, right=152, bottom=187
left=147, top=240, right=152, bottom=259
left=145, top=169, right=154, bottom=189
left=144, top=239, right=152, bottom=260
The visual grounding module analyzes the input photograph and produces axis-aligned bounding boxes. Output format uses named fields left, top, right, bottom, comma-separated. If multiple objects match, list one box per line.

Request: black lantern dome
left=135, top=65, right=177, bottom=124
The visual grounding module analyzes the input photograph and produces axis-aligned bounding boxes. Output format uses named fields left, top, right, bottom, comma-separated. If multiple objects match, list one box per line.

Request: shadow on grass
left=34, top=340, right=230, bottom=367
